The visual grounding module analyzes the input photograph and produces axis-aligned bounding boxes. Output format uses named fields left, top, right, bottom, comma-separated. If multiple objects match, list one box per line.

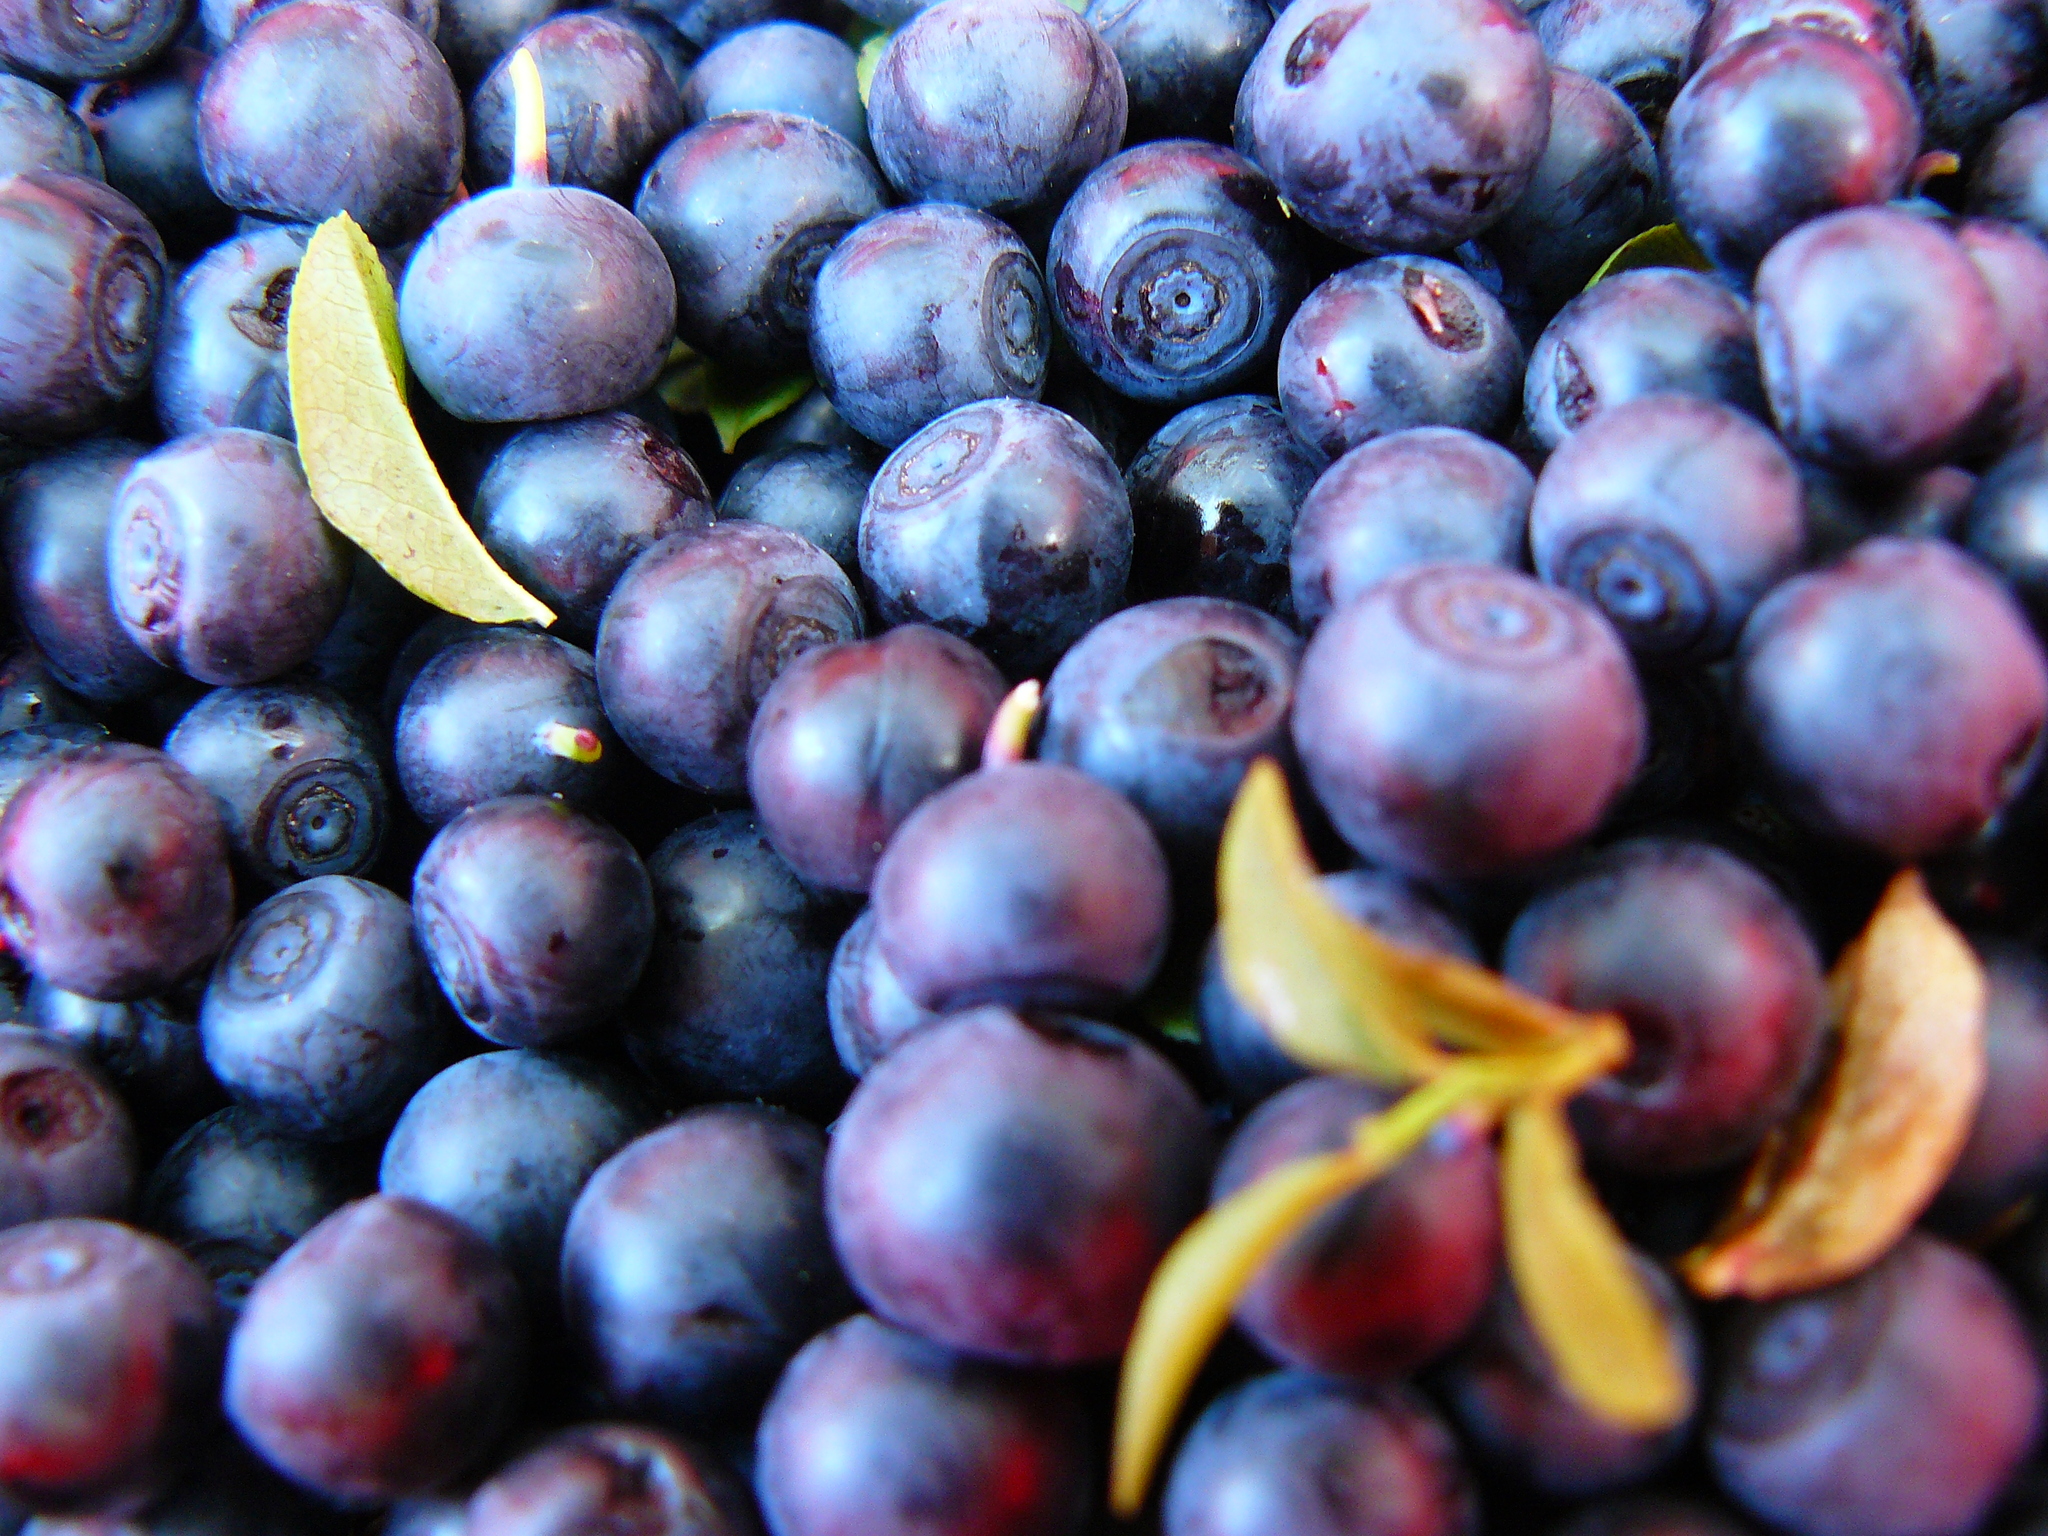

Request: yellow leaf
left=1501, top=1095, right=1693, bottom=1434
left=1682, top=870, right=1986, bottom=1299
left=856, top=30, right=887, bottom=106
left=1585, top=223, right=1713, bottom=288
left=287, top=215, right=555, bottom=627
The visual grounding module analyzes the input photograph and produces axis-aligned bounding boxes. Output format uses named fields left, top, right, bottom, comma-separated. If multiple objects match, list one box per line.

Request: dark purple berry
left=0, top=1027, right=135, bottom=1230
left=464, top=1424, right=758, bottom=1536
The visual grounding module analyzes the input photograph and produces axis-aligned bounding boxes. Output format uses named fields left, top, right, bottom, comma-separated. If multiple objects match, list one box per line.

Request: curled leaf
left=982, top=679, right=1041, bottom=767
left=856, top=30, right=887, bottom=105
left=287, top=215, right=555, bottom=627
left=1502, top=1095, right=1693, bottom=1434
left=1682, top=869, right=1986, bottom=1300
left=703, top=361, right=813, bottom=455
left=1585, top=223, right=1713, bottom=288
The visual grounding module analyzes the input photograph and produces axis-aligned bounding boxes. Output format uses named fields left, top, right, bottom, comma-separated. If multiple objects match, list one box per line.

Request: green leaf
left=856, top=30, right=888, bottom=106
left=1585, top=223, right=1712, bottom=289
left=703, top=363, right=813, bottom=455
left=286, top=214, right=555, bottom=627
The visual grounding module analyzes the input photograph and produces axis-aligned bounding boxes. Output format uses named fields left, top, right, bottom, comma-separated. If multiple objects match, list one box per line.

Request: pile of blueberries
left=12, top=0, right=2048, bottom=1531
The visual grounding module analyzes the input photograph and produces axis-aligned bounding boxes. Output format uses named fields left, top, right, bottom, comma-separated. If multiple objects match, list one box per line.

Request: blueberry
left=0, top=1220, right=221, bottom=1516
left=1290, top=427, right=1533, bottom=628
left=24, top=981, right=216, bottom=1147
left=413, top=797, right=654, bottom=1049
left=1162, top=1373, right=1476, bottom=1536
left=225, top=1195, right=525, bottom=1506
left=626, top=810, right=851, bottom=1111
left=717, top=443, right=871, bottom=575
left=149, top=225, right=307, bottom=441
left=107, top=430, right=351, bottom=687
left=0, top=0, right=184, bottom=81
left=468, top=12, right=684, bottom=201
left=826, top=1005, right=1212, bottom=1364
left=1234, top=0, right=1552, bottom=255
left=1710, top=1233, right=2041, bottom=1536
left=1, top=438, right=161, bottom=705
left=165, top=682, right=388, bottom=889
left=1970, top=98, right=2048, bottom=240
left=1914, top=0, right=2048, bottom=157
left=1293, top=563, right=1645, bottom=880
left=680, top=21, right=868, bottom=150
left=69, top=49, right=232, bottom=257
left=0, top=78, right=101, bottom=181
left=754, top=1312, right=1093, bottom=1536
left=867, top=0, right=1125, bottom=215
left=605, top=6, right=695, bottom=100
left=1536, top=0, right=1710, bottom=130
left=1661, top=26, right=1920, bottom=279
left=196, top=0, right=464, bottom=246
left=201, top=0, right=441, bottom=48
left=870, top=762, right=1172, bottom=1014
left=639, top=0, right=823, bottom=52
left=1523, top=268, right=1766, bottom=450
left=748, top=625, right=1007, bottom=894
left=859, top=399, right=1132, bottom=678
left=0, top=727, right=105, bottom=833
left=635, top=112, right=885, bottom=376
left=1277, top=257, right=1525, bottom=459
left=808, top=204, right=1051, bottom=450
left=1957, top=217, right=2048, bottom=454
left=0, top=1026, right=135, bottom=1230
left=464, top=1424, right=759, bottom=1536
left=825, top=908, right=941, bottom=1078
left=1086, top=0, right=1273, bottom=144
left=561, top=1105, right=853, bottom=1430
left=0, top=744, right=233, bottom=1003
left=432, top=0, right=564, bottom=82
left=394, top=628, right=616, bottom=828
left=1935, top=940, right=2048, bottom=1226
left=0, top=172, right=164, bottom=441
left=200, top=876, right=446, bottom=1142
left=1124, top=394, right=1325, bottom=617
left=379, top=1051, right=647, bottom=1308
left=1964, top=433, right=2048, bottom=624
left=1737, top=537, right=2048, bottom=860
left=596, top=523, right=864, bottom=795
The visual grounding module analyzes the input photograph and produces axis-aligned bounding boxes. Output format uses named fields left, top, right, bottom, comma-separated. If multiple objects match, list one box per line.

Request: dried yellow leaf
left=1502, top=1095, right=1694, bottom=1434
left=1682, top=869, right=1986, bottom=1299
left=287, top=214, right=556, bottom=627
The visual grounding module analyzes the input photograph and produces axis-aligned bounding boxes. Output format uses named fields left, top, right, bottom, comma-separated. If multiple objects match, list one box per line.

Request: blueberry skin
left=681, top=21, right=868, bottom=151
left=754, top=1312, right=1093, bottom=1536
left=1277, top=257, right=1525, bottom=460
left=1936, top=940, right=2048, bottom=1224
left=0, top=78, right=100, bottom=181
left=808, top=204, right=1052, bottom=450
left=395, top=628, right=616, bottom=828
left=858, top=399, right=1132, bottom=678
left=870, top=762, right=1172, bottom=1015
left=200, top=0, right=441, bottom=51
left=0, top=727, right=106, bottom=835
left=1, top=438, right=161, bottom=704
left=1220, top=1076, right=1500, bottom=1380
left=867, top=0, right=1126, bottom=215
left=398, top=186, right=677, bottom=424
left=1737, top=537, right=2048, bottom=860
left=1162, top=1373, right=1476, bottom=1536
left=1442, top=1259, right=1700, bottom=1496
left=747, top=625, right=1007, bottom=894
left=413, top=798, right=654, bottom=1050
left=1234, top=0, right=1552, bottom=256
left=468, top=12, right=684, bottom=201
left=149, top=225, right=305, bottom=441
left=1523, top=268, right=1765, bottom=450
left=1049, top=139, right=1305, bottom=405
left=1530, top=394, right=1804, bottom=665
left=465, top=1424, right=759, bottom=1536
left=0, top=172, right=164, bottom=442
left=226, top=1195, right=525, bottom=1507
left=196, top=0, right=463, bottom=247
left=636, top=112, right=886, bottom=376
left=108, top=430, right=351, bottom=688
left=0, top=1026, right=135, bottom=1230
left=0, top=745, right=233, bottom=1003
left=825, top=908, right=941, bottom=1077
left=1086, top=0, right=1272, bottom=144
left=379, top=1051, right=647, bottom=1308
left=0, top=1220, right=222, bottom=1517
left=70, top=49, right=232, bottom=258
left=718, top=443, right=870, bottom=575
left=1290, top=427, right=1533, bottom=628
left=1914, top=0, right=2047, bottom=156
left=1292, top=563, right=1646, bottom=881
left=1505, top=838, right=1826, bottom=1173
left=23, top=980, right=216, bottom=1145
left=1710, top=1233, right=2041, bottom=1536
left=1689, top=0, right=1917, bottom=73
left=141, top=1106, right=360, bottom=1312
left=639, top=0, right=825, bottom=53
left=165, top=682, right=388, bottom=889
left=1198, top=870, right=1478, bottom=1109
left=200, top=877, right=446, bottom=1142
left=561, top=1106, right=853, bottom=1431
left=0, top=0, right=183, bottom=81
left=596, top=523, right=865, bottom=796
left=1485, top=69, right=1663, bottom=311
left=826, top=1006, right=1212, bottom=1365
left=1039, top=596, right=1301, bottom=865
left=432, top=0, right=562, bottom=81
left=625, top=811, right=850, bottom=1111
left=1661, top=27, right=1920, bottom=280
left=1970, top=98, right=2048, bottom=240
left=1957, top=217, right=2048, bottom=454
left=1965, top=433, right=2048, bottom=623
left=1535, top=0, right=1709, bottom=130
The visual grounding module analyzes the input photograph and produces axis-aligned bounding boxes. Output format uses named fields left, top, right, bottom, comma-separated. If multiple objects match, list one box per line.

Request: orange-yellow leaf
left=1682, top=869, right=1986, bottom=1299
left=1502, top=1095, right=1694, bottom=1434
